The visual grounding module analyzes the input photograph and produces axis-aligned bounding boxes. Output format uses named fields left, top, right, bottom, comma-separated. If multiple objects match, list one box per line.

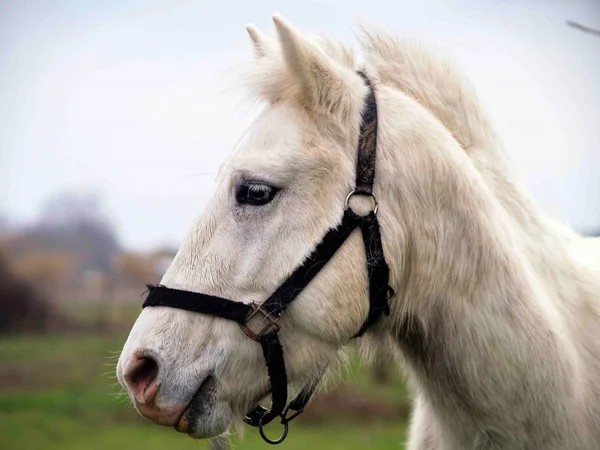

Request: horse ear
left=272, top=14, right=352, bottom=114
left=246, top=24, right=270, bottom=59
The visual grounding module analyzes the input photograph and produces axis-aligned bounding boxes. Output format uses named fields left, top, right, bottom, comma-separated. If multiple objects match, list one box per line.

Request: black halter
left=142, top=72, right=393, bottom=444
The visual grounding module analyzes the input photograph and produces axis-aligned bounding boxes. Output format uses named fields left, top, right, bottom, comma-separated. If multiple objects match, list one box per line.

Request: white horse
left=117, top=15, right=600, bottom=449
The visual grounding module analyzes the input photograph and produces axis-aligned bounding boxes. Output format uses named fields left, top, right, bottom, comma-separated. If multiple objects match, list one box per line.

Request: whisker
left=100, top=371, right=117, bottom=377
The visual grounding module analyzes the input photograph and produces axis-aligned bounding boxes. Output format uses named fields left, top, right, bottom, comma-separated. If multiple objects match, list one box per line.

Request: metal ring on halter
left=258, top=414, right=289, bottom=445
left=344, top=190, right=378, bottom=215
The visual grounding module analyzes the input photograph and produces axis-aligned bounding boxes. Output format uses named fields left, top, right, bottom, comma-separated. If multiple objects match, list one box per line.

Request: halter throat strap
left=142, top=72, right=392, bottom=444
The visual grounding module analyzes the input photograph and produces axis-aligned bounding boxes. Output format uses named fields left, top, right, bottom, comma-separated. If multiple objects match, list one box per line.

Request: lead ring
left=258, top=414, right=289, bottom=445
left=344, top=190, right=378, bottom=215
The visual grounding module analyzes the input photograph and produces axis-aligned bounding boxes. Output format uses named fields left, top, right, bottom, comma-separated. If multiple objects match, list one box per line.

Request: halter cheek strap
left=142, top=72, right=393, bottom=444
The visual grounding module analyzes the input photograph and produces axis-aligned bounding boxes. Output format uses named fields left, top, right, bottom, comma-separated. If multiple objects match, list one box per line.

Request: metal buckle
left=258, top=413, right=288, bottom=445
left=239, top=302, right=281, bottom=342
left=344, top=190, right=378, bottom=215
left=254, top=404, right=302, bottom=445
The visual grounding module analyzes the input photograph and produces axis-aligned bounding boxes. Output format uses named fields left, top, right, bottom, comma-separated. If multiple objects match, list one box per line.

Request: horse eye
left=236, top=182, right=278, bottom=206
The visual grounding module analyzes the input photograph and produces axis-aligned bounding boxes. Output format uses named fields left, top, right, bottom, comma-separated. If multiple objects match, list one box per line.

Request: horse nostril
left=124, top=354, right=160, bottom=405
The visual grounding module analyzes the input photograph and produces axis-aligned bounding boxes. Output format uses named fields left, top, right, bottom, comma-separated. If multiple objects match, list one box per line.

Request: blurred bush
left=0, top=249, right=57, bottom=333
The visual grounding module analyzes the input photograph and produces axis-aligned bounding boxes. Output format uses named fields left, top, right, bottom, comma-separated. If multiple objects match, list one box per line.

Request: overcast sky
left=1, top=0, right=599, bottom=250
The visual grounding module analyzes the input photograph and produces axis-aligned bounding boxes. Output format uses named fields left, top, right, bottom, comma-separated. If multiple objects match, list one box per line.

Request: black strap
left=286, top=384, right=315, bottom=413
left=260, top=210, right=361, bottom=317
left=245, top=366, right=323, bottom=428
left=257, top=331, right=288, bottom=425
left=353, top=212, right=392, bottom=337
left=143, top=285, right=253, bottom=323
left=245, top=211, right=392, bottom=426
left=354, top=72, right=378, bottom=195
left=259, top=210, right=391, bottom=336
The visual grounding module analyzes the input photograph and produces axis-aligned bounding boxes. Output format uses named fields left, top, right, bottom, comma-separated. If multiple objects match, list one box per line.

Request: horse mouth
left=174, top=375, right=216, bottom=436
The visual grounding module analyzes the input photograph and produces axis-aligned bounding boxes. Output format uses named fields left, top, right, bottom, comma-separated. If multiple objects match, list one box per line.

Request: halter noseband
left=142, top=72, right=393, bottom=444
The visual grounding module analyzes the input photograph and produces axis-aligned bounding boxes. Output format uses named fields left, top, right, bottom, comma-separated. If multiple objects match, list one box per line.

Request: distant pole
left=566, top=21, right=600, bottom=37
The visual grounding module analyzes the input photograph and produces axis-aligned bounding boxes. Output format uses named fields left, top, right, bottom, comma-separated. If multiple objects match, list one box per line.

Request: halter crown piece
left=142, top=72, right=393, bottom=445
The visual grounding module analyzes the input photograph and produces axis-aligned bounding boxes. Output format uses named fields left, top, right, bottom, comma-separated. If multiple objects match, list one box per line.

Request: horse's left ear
left=246, top=24, right=272, bottom=59
left=272, top=14, right=358, bottom=117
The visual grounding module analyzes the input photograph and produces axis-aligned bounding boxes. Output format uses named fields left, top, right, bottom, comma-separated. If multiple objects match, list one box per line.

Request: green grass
left=0, top=309, right=408, bottom=450
left=0, top=412, right=407, bottom=450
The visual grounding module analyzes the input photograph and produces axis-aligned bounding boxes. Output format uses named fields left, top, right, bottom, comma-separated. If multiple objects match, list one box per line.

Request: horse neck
left=373, top=86, right=544, bottom=326
left=469, top=130, right=600, bottom=374
left=458, top=123, right=595, bottom=318
left=389, top=65, right=587, bottom=312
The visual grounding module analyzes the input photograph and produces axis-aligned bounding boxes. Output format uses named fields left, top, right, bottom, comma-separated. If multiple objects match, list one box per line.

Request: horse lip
left=174, top=375, right=215, bottom=434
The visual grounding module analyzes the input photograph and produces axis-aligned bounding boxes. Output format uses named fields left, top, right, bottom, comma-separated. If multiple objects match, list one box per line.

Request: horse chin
left=174, top=376, right=231, bottom=439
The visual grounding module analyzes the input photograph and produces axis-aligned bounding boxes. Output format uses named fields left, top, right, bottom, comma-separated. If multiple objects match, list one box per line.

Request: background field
left=0, top=304, right=410, bottom=450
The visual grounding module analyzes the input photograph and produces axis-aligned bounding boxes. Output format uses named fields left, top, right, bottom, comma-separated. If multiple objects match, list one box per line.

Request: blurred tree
left=0, top=212, right=8, bottom=232
left=11, top=250, right=77, bottom=286
left=0, top=248, right=56, bottom=333
left=12, top=191, right=121, bottom=278
left=152, top=246, right=178, bottom=259
left=116, top=252, right=157, bottom=284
